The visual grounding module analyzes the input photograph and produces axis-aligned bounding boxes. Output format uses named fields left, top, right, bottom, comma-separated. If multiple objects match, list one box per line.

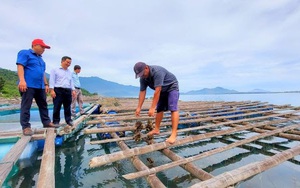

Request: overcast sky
left=1, top=0, right=300, bottom=92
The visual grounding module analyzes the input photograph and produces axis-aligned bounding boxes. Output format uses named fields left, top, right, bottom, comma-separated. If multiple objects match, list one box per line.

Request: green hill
left=0, top=68, right=19, bottom=97
left=0, top=68, right=96, bottom=98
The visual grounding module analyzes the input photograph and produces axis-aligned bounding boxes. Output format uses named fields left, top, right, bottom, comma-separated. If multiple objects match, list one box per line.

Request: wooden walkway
left=1, top=100, right=300, bottom=187
left=0, top=104, right=99, bottom=187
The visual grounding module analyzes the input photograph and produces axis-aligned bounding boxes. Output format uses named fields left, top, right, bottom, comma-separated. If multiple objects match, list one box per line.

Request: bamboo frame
left=122, top=123, right=300, bottom=179
left=89, top=114, right=300, bottom=168
left=190, top=144, right=300, bottom=188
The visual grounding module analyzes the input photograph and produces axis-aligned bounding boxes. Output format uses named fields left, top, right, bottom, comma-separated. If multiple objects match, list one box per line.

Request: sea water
left=1, top=93, right=300, bottom=188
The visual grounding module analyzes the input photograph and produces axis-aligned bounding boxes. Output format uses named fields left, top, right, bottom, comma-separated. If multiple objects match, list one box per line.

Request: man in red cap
left=16, top=39, right=57, bottom=136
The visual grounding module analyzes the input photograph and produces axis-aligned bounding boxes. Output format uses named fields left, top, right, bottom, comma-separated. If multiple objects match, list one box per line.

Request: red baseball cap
left=32, top=39, right=51, bottom=49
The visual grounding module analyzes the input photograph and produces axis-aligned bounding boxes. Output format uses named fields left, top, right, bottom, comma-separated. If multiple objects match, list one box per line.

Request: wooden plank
left=190, top=144, right=300, bottom=188
left=37, top=129, right=56, bottom=188
left=0, top=163, right=13, bottom=186
left=0, top=136, right=31, bottom=187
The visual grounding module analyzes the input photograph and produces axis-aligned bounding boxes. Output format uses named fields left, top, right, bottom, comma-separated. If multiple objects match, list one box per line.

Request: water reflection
left=55, top=135, right=85, bottom=188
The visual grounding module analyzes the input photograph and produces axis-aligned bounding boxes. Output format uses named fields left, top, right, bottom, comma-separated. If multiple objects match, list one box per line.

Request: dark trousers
left=52, top=87, right=72, bottom=124
left=20, top=87, right=51, bottom=129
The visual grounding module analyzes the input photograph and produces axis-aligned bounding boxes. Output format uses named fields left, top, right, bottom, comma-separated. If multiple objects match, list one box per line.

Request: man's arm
left=148, top=86, right=161, bottom=116
left=49, top=69, right=56, bottom=98
left=44, top=73, right=49, bottom=93
left=17, top=64, right=26, bottom=92
left=135, top=90, right=146, bottom=117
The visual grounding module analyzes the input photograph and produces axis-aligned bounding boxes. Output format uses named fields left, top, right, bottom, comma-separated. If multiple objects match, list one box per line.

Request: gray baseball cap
left=134, top=62, right=146, bottom=78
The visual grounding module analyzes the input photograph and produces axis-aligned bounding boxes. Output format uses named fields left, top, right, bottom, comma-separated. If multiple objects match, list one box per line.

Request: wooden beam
left=190, top=144, right=300, bottom=188
left=37, top=129, right=56, bottom=188
left=100, top=124, right=166, bottom=188
left=0, top=136, right=31, bottom=187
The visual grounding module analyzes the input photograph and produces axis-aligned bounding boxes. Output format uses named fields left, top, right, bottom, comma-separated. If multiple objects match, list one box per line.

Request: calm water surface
left=180, top=92, right=300, bottom=106
left=2, top=93, right=300, bottom=188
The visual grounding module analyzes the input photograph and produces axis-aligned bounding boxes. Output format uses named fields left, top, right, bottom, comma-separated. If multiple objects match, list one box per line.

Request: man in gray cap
left=134, top=62, right=179, bottom=144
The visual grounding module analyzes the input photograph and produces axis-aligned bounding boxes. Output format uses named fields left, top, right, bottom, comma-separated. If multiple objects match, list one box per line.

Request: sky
left=1, top=0, right=300, bottom=92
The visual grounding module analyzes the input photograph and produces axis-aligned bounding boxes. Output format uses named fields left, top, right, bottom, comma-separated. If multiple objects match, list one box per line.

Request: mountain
left=46, top=73, right=144, bottom=97
left=182, top=87, right=238, bottom=95
left=249, top=89, right=270, bottom=93
left=80, top=76, right=151, bottom=97
left=0, top=67, right=289, bottom=97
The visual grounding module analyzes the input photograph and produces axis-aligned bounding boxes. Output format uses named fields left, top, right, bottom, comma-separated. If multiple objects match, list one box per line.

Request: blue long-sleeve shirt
left=72, top=72, right=81, bottom=88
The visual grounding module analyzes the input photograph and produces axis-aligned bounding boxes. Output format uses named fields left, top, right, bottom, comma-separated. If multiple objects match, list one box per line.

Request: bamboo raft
left=1, top=99, right=300, bottom=187
left=0, top=104, right=99, bottom=187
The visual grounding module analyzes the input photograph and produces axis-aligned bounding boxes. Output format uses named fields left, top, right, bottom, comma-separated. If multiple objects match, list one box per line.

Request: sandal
left=64, top=125, right=75, bottom=133
left=23, top=127, right=33, bottom=136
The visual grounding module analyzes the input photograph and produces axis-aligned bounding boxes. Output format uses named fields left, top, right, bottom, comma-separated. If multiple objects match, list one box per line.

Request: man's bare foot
left=148, top=129, right=160, bottom=136
left=166, top=135, right=177, bottom=144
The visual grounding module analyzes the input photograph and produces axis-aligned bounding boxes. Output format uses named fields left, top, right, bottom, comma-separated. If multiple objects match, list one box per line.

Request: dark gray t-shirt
left=139, top=65, right=179, bottom=93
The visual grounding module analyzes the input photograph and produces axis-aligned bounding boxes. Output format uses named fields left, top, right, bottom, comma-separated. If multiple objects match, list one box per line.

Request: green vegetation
left=81, top=88, right=98, bottom=96
left=0, top=68, right=20, bottom=97
left=0, top=67, right=97, bottom=98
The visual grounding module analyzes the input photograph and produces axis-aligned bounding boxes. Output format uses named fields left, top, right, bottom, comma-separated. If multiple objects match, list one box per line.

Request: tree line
left=0, top=68, right=96, bottom=98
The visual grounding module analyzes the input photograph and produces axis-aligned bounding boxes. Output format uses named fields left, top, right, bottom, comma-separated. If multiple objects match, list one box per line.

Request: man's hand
left=72, top=90, right=76, bottom=98
left=18, top=80, right=27, bottom=92
left=148, top=107, right=155, bottom=117
left=50, top=90, right=56, bottom=98
left=45, top=85, right=49, bottom=93
left=135, top=107, right=141, bottom=117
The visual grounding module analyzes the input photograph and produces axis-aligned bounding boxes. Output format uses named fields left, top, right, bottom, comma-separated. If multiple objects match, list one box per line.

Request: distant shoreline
left=0, top=95, right=101, bottom=111
left=180, top=91, right=300, bottom=95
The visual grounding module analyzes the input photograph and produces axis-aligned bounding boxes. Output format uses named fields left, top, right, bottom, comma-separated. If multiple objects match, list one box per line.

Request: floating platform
left=1, top=99, right=300, bottom=187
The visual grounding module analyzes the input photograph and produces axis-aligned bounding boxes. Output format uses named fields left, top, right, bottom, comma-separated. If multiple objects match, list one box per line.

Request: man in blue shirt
left=71, top=65, right=85, bottom=117
left=49, top=56, right=76, bottom=130
left=134, top=62, right=180, bottom=144
left=16, top=39, right=56, bottom=136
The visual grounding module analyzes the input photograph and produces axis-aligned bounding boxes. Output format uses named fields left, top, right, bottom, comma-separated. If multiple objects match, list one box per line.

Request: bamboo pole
left=228, top=123, right=300, bottom=141
left=190, top=144, right=300, bottom=188
left=251, top=127, right=300, bottom=140
left=37, top=129, right=56, bottom=188
left=88, top=109, right=300, bottom=144
left=90, top=101, right=268, bottom=118
left=122, top=123, right=300, bottom=180
left=86, top=105, right=274, bottom=125
left=110, top=100, right=266, bottom=112
left=84, top=126, right=135, bottom=134
left=88, top=109, right=300, bottom=145
left=150, top=138, right=214, bottom=181
left=57, top=104, right=99, bottom=136
left=89, top=115, right=300, bottom=168
left=262, top=125, right=300, bottom=135
left=85, top=108, right=277, bottom=134
left=100, top=125, right=166, bottom=188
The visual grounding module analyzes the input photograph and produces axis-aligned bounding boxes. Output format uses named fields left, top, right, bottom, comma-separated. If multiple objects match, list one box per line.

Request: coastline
left=0, top=95, right=101, bottom=111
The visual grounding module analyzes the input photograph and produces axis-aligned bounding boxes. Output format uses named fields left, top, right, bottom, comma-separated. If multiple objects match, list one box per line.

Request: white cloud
left=1, top=0, right=300, bottom=92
